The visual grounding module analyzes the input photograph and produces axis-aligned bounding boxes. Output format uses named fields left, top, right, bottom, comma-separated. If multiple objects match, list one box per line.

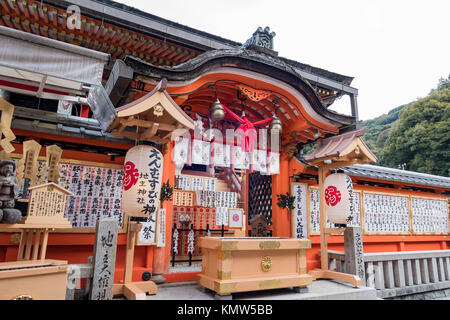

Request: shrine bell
left=323, top=173, right=355, bottom=225
left=269, top=116, right=282, bottom=133
left=209, top=98, right=225, bottom=122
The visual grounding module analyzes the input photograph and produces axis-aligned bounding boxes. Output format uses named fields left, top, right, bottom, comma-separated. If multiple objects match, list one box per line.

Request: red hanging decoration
left=222, top=104, right=273, bottom=153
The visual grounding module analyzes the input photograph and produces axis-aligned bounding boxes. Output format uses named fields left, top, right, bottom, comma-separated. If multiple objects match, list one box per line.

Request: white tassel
left=172, top=229, right=179, bottom=255
left=187, top=229, right=195, bottom=254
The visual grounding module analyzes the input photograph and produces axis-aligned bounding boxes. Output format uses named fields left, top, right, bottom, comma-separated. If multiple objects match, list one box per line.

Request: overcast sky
left=118, top=0, right=449, bottom=120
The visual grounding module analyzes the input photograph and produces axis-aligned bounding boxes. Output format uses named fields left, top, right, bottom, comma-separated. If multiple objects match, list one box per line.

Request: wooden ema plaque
left=24, top=183, right=72, bottom=227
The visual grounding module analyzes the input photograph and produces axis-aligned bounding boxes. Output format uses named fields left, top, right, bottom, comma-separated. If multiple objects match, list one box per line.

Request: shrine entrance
left=248, top=172, right=272, bottom=236
left=102, top=27, right=359, bottom=280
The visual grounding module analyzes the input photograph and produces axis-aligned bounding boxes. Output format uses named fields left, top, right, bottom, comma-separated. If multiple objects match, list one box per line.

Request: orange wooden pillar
left=271, top=151, right=291, bottom=237
left=152, top=142, right=175, bottom=279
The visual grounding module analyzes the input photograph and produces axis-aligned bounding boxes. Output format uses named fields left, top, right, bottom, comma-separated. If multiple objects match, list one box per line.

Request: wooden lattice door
left=248, top=172, right=272, bottom=225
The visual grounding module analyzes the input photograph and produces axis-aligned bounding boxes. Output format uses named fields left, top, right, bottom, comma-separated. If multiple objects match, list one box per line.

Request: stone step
left=146, top=279, right=378, bottom=300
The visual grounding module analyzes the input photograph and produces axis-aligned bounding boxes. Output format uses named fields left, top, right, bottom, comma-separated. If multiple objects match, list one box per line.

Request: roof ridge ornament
left=241, top=26, right=278, bottom=56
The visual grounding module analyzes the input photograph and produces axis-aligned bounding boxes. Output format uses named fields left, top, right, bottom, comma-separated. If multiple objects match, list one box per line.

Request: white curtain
left=0, top=32, right=106, bottom=88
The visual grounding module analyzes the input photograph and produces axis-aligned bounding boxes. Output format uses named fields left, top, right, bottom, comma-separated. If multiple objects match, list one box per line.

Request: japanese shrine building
left=0, top=0, right=448, bottom=285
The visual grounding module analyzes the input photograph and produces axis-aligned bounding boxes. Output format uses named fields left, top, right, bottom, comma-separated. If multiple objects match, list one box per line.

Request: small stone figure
left=0, top=160, right=22, bottom=224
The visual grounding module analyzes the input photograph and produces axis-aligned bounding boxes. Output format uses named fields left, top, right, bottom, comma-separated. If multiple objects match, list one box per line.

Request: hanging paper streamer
left=187, top=229, right=195, bottom=254
left=172, top=228, right=179, bottom=254
left=233, top=146, right=250, bottom=170
left=213, top=143, right=231, bottom=168
left=252, top=149, right=267, bottom=173
left=173, top=139, right=279, bottom=175
left=268, top=152, right=280, bottom=175
left=191, top=139, right=211, bottom=166
left=173, top=137, right=190, bottom=168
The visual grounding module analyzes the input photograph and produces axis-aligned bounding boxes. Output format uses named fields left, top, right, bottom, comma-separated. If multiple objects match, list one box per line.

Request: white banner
left=213, top=143, right=231, bottom=167
left=292, top=183, right=308, bottom=238
left=191, top=139, right=211, bottom=165
left=233, top=146, right=250, bottom=170
left=157, top=208, right=166, bottom=247
left=174, top=139, right=279, bottom=175
left=268, top=152, right=280, bottom=175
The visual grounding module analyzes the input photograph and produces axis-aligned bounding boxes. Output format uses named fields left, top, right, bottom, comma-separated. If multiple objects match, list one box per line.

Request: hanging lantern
left=269, top=116, right=282, bottom=133
left=324, top=173, right=354, bottom=225
left=209, top=98, right=225, bottom=122
left=122, top=145, right=163, bottom=218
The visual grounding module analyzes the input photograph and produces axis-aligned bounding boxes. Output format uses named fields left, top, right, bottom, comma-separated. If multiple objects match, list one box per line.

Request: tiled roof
left=342, top=164, right=450, bottom=189
left=304, top=128, right=372, bottom=162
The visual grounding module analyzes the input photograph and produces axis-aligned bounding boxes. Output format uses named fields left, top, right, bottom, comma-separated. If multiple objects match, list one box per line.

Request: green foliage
left=363, top=75, right=450, bottom=177
left=361, top=103, right=408, bottom=158
left=160, top=179, right=173, bottom=204
left=276, top=192, right=295, bottom=211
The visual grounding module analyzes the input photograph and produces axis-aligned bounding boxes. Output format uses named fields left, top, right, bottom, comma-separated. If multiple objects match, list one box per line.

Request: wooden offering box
left=0, top=260, right=69, bottom=300
left=197, top=237, right=313, bottom=296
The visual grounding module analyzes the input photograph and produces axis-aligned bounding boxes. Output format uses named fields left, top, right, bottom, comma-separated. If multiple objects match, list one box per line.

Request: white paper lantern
left=324, top=173, right=354, bottom=225
left=122, top=145, right=163, bottom=218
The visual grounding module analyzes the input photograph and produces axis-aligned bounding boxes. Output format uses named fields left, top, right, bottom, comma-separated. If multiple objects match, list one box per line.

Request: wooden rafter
left=1, top=0, right=201, bottom=66
left=106, top=79, right=194, bottom=144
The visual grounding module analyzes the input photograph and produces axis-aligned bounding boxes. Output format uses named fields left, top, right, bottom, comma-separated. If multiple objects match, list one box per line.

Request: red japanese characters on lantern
left=123, top=161, right=139, bottom=191
left=324, top=173, right=354, bottom=224
left=325, top=185, right=341, bottom=207
left=122, top=145, right=163, bottom=218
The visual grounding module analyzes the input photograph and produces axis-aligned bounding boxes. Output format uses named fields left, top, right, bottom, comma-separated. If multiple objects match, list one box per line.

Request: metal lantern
left=324, top=173, right=354, bottom=225
left=209, top=98, right=225, bottom=121
left=269, top=116, right=282, bottom=133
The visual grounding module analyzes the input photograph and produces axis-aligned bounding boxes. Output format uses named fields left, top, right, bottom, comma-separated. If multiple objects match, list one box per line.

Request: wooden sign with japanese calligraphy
left=173, top=190, right=195, bottom=206
left=59, top=163, right=123, bottom=228
left=122, top=145, right=163, bottom=218
left=90, top=218, right=118, bottom=300
left=411, top=197, right=449, bottom=234
left=24, top=182, right=72, bottom=227
left=363, top=192, right=410, bottom=233
left=249, top=215, right=269, bottom=237
left=156, top=208, right=166, bottom=247
left=137, top=214, right=157, bottom=245
left=292, top=183, right=308, bottom=239
left=45, top=145, right=63, bottom=183
left=16, top=140, right=41, bottom=199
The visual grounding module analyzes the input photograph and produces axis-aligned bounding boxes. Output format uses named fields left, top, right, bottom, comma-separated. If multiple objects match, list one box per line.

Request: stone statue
left=0, top=160, right=22, bottom=224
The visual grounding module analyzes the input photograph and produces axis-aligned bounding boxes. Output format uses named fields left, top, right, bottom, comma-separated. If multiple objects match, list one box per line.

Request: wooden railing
left=219, top=167, right=242, bottom=201
left=327, top=249, right=450, bottom=299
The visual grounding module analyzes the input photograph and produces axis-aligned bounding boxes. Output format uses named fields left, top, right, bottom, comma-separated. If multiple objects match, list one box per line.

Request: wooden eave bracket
left=107, top=79, right=194, bottom=143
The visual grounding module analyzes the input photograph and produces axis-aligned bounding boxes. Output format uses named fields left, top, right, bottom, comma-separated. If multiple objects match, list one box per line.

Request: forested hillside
left=362, top=76, right=450, bottom=177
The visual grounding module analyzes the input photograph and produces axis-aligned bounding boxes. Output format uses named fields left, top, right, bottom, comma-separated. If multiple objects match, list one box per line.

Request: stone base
left=214, top=293, right=232, bottom=300
left=293, top=287, right=309, bottom=294
left=152, top=274, right=167, bottom=285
